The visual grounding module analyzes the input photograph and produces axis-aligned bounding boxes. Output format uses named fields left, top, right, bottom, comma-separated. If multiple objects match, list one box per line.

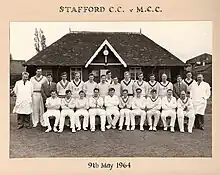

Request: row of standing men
left=12, top=69, right=211, bottom=132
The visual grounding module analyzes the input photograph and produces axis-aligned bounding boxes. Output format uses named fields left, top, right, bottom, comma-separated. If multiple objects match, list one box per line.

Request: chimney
left=69, top=26, right=72, bottom=33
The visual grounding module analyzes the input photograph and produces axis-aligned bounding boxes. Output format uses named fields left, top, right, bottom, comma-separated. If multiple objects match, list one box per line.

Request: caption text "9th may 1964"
left=88, top=162, right=131, bottom=171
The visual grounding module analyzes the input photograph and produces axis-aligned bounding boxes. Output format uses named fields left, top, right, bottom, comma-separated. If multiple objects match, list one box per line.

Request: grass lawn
left=9, top=96, right=212, bottom=158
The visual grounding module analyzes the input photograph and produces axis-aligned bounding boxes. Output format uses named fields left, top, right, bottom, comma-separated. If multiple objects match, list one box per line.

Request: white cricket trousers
left=32, top=92, right=45, bottom=126
left=106, top=108, right=120, bottom=126
left=59, top=109, right=75, bottom=130
left=130, top=109, right=146, bottom=126
left=74, top=109, right=89, bottom=129
left=43, top=109, right=60, bottom=127
left=177, top=109, right=195, bottom=131
left=161, top=109, right=176, bottom=127
left=89, top=108, right=106, bottom=130
left=147, top=109, right=160, bottom=127
left=119, top=109, right=131, bottom=127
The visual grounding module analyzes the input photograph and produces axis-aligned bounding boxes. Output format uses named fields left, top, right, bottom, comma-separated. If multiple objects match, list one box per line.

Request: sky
left=10, top=21, right=212, bottom=63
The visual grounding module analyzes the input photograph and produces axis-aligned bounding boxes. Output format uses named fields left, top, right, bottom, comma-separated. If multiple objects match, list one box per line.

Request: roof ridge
left=68, top=30, right=141, bottom=35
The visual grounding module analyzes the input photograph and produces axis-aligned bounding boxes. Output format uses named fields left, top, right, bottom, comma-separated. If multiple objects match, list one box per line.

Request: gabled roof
left=186, top=53, right=212, bottom=64
left=24, top=31, right=185, bottom=67
left=85, top=39, right=127, bottom=68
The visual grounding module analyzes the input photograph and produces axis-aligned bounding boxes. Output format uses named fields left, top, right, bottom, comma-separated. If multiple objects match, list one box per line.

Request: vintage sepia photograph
left=9, top=21, right=212, bottom=158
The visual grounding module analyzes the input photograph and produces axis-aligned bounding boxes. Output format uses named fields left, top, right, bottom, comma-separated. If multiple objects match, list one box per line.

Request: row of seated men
left=43, top=87, right=195, bottom=134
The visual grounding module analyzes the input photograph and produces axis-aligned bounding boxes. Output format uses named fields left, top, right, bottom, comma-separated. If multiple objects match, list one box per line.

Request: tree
left=34, top=28, right=47, bottom=53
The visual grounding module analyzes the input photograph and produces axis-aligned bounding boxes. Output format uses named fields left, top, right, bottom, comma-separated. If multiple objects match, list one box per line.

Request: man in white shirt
left=130, top=88, right=146, bottom=131
left=161, top=89, right=177, bottom=132
left=121, top=71, right=134, bottom=96
left=71, top=72, right=84, bottom=99
left=98, top=75, right=110, bottom=99
left=177, top=91, right=195, bottom=133
left=133, top=72, right=148, bottom=97
left=106, top=70, right=113, bottom=84
left=146, top=74, right=160, bottom=97
left=191, top=74, right=211, bottom=130
left=74, top=90, right=89, bottom=131
left=110, top=77, right=121, bottom=97
left=57, top=72, right=72, bottom=98
left=119, top=89, right=132, bottom=131
left=43, top=90, right=61, bottom=133
left=88, top=88, right=106, bottom=132
left=13, top=72, right=33, bottom=129
left=84, top=73, right=98, bottom=98
left=158, top=73, right=173, bottom=98
left=30, top=68, right=47, bottom=127
left=58, top=90, right=76, bottom=133
left=146, top=89, right=161, bottom=131
left=105, top=88, right=120, bottom=129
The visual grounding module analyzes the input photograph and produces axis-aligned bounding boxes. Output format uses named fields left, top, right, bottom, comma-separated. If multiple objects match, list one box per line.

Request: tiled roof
left=186, top=53, right=212, bottom=64
left=24, top=31, right=185, bottom=67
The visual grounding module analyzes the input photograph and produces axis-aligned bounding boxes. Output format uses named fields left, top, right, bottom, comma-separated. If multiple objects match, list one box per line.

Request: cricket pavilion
left=24, top=31, right=186, bottom=82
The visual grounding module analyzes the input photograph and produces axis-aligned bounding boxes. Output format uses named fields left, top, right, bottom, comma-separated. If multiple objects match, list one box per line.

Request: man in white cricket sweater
left=58, top=90, right=76, bottom=133
left=182, top=71, right=197, bottom=98
left=74, top=90, right=89, bottom=131
left=158, top=73, right=173, bottom=98
left=133, top=72, right=148, bottom=97
left=98, top=75, right=110, bottom=99
left=146, top=74, right=160, bottom=97
left=177, top=91, right=195, bottom=133
left=130, top=88, right=146, bottom=131
left=43, top=90, right=61, bottom=133
left=121, top=71, right=134, bottom=96
left=118, top=89, right=132, bottom=131
left=110, top=77, right=121, bottom=97
left=84, top=73, right=98, bottom=98
left=30, top=68, right=47, bottom=127
left=71, top=72, right=84, bottom=99
left=88, top=88, right=106, bottom=132
left=105, top=88, right=120, bottom=129
left=146, top=89, right=161, bottom=131
left=161, top=89, right=177, bottom=132
left=56, top=72, right=72, bottom=98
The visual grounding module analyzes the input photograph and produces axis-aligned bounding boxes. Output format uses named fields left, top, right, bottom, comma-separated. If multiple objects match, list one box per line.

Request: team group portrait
left=10, top=22, right=212, bottom=158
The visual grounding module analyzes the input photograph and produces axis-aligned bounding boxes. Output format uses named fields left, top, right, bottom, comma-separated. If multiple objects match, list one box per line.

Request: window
left=42, top=69, right=52, bottom=76
left=70, top=67, right=82, bottom=80
left=129, top=67, right=142, bottom=80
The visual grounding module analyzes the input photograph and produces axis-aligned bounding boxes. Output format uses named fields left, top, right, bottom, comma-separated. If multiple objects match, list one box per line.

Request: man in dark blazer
left=41, top=74, right=57, bottom=111
left=173, top=75, right=187, bottom=99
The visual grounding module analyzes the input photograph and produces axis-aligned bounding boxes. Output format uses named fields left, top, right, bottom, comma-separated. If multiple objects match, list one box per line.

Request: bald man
left=158, top=73, right=173, bottom=98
